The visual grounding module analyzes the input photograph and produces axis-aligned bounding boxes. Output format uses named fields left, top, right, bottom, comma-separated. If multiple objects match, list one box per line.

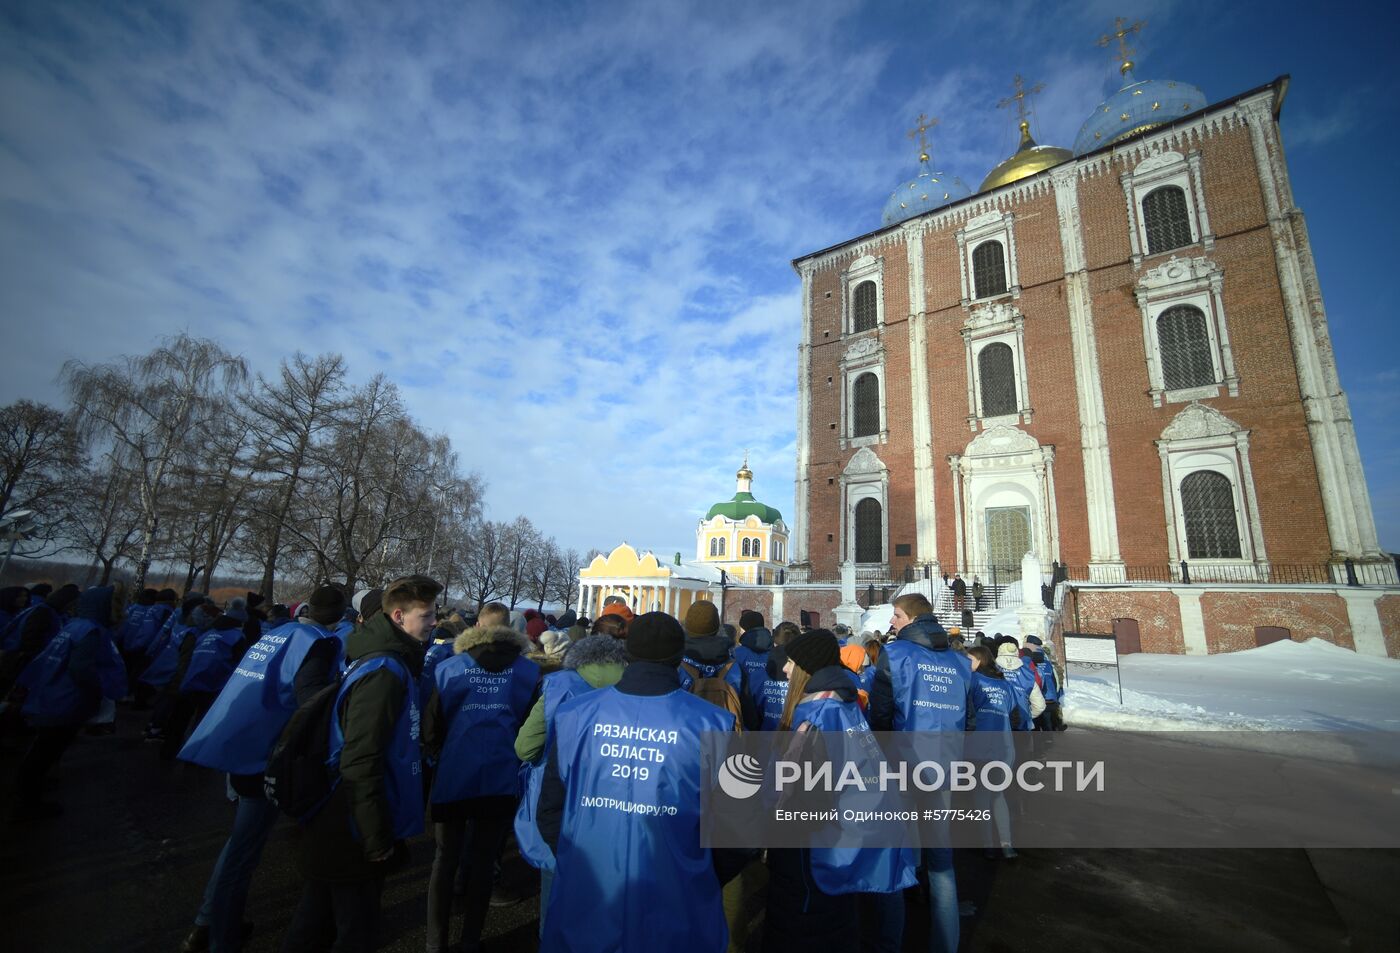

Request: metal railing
left=1055, top=559, right=1398, bottom=586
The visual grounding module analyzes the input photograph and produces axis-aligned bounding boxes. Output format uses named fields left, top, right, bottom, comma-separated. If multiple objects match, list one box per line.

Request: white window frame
left=956, top=210, right=1019, bottom=306
left=840, top=335, right=887, bottom=450
left=961, top=301, right=1032, bottom=430
left=841, top=448, right=889, bottom=568
left=1135, top=255, right=1238, bottom=407
left=1121, top=150, right=1214, bottom=268
left=840, top=254, right=885, bottom=336
left=1156, top=404, right=1267, bottom=578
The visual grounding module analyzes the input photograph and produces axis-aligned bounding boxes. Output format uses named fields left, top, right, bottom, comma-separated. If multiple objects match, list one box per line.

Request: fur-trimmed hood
left=455, top=624, right=533, bottom=656
left=563, top=633, right=629, bottom=670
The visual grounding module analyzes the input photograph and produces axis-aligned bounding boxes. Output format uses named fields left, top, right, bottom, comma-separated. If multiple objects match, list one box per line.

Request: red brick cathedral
left=784, top=40, right=1396, bottom=651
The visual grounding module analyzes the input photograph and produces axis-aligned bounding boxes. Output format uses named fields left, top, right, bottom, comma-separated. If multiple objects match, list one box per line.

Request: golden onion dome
left=978, top=121, right=1073, bottom=193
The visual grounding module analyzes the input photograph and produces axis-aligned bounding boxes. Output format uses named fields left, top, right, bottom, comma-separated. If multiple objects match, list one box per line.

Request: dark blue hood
left=739, top=626, right=773, bottom=653
left=805, top=664, right=858, bottom=703
left=75, top=585, right=114, bottom=627
left=898, top=613, right=949, bottom=651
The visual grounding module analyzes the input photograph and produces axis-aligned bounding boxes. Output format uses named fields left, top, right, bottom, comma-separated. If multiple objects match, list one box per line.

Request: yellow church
left=695, top=456, right=790, bottom=584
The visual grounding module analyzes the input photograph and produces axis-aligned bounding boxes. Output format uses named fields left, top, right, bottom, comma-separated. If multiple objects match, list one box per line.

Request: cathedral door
left=985, top=506, right=1031, bottom=574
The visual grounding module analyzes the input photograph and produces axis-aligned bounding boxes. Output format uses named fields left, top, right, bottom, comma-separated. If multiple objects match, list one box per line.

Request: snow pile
left=1062, top=638, right=1400, bottom=732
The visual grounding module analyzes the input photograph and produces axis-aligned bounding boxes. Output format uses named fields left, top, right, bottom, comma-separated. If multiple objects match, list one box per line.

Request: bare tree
left=160, top=407, right=256, bottom=593
left=63, top=334, right=248, bottom=591
left=499, top=516, right=539, bottom=610
left=241, top=353, right=346, bottom=600
left=0, top=400, right=82, bottom=556
left=551, top=547, right=584, bottom=613
left=68, top=453, right=144, bottom=585
left=460, top=518, right=507, bottom=611
left=527, top=536, right=562, bottom=611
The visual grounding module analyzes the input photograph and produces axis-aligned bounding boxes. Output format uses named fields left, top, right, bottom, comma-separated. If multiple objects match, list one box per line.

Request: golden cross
left=905, top=113, right=938, bottom=160
left=996, top=74, right=1044, bottom=125
left=1096, top=17, right=1145, bottom=73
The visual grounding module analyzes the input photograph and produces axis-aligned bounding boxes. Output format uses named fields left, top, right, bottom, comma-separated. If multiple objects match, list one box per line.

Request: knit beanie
left=1025, top=635, right=1043, bottom=646
left=683, top=600, right=720, bottom=638
left=599, top=602, right=634, bottom=623
left=308, top=585, right=347, bottom=626
left=996, top=640, right=1020, bottom=657
left=739, top=609, right=764, bottom=631
left=358, top=587, right=383, bottom=621
left=626, top=611, right=686, bottom=666
left=786, top=629, right=842, bottom=676
left=526, top=617, right=549, bottom=642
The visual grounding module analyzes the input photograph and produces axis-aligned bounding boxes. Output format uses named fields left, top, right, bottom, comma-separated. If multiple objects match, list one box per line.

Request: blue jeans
left=922, top=847, right=959, bottom=953
left=195, top=794, right=280, bottom=952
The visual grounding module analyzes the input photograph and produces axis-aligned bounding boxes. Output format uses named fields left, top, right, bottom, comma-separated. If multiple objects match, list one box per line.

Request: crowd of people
left=0, top=575, right=1064, bottom=953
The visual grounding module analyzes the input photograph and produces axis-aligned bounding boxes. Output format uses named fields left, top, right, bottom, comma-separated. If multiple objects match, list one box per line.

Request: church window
left=717, top=538, right=726, bottom=556
left=1142, top=186, right=1194, bottom=255
left=753, top=539, right=764, bottom=560
left=854, top=498, right=882, bottom=563
left=977, top=342, right=1018, bottom=417
left=1156, top=305, right=1215, bottom=390
left=709, top=538, right=718, bottom=557
left=852, top=373, right=880, bottom=437
left=972, top=241, right=1008, bottom=298
left=853, top=281, right=877, bottom=333
left=741, top=538, right=751, bottom=557
left=1180, top=470, right=1242, bottom=559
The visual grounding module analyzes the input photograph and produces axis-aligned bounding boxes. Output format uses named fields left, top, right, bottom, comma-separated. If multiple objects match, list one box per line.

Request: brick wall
left=782, top=587, right=843, bottom=628
left=720, top=587, right=773, bottom=627
left=1068, top=588, right=1185, bottom=653
left=1375, top=595, right=1400, bottom=659
left=1200, top=591, right=1353, bottom=653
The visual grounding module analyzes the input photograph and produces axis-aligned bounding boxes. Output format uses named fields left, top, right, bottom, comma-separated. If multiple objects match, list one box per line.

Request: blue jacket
left=132, top=604, right=175, bottom=656
left=329, top=654, right=422, bottom=842
left=969, top=671, right=1016, bottom=763
left=516, top=668, right=592, bottom=870
left=20, top=587, right=126, bottom=726
left=115, top=603, right=149, bottom=652
left=733, top=627, right=774, bottom=714
left=870, top=614, right=974, bottom=735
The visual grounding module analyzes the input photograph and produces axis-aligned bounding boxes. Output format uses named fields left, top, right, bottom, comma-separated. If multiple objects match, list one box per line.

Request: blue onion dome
left=1073, top=65, right=1206, bottom=156
left=882, top=154, right=971, bottom=226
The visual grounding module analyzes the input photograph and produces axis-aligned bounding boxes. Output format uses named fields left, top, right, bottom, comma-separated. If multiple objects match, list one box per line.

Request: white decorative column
left=1176, top=589, right=1209, bottom=655
left=1240, top=92, right=1388, bottom=574
left=1338, top=590, right=1388, bottom=658
left=1017, top=550, right=1053, bottom=642
left=791, top=261, right=815, bottom=576
left=1052, top=168, right=1126, bottom=582
left=905, top=221, right=939, bottom=571
left=834, top=560, right=863, bottom=631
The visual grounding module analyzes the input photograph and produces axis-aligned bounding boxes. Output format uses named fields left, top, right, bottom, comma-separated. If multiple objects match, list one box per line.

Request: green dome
left=706, top=491, right=782, bottom=524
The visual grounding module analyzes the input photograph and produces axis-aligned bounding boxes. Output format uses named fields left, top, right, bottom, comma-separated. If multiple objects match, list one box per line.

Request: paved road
left=1, top=708, right=1393, bottom=952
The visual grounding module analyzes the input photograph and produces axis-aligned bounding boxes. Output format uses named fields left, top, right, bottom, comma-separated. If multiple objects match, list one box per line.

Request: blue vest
left=677, top=657, right=744, bottom=698
left=759, top=676, right=789, bottom=730
left=430, top=651, right=539, bottom=803
left=2, top=604, right=60, bottom=654
left=542, top=687, right=734, bottom=953
left=1032, top=655, right=1059, bottom=702
left=133, top=604, right=174, bottom=656
left=516, top=668, right=592, bottom=871
left=115, top=604, right=148, bottom=652
left=882, top=639, right=973, bottom=732
left=140, top=621, right=197, bottom=688
left=418, top=638, right=455, bottom=709
left=790, top=691, right=919, bottom=896
left=969, top=672, right=1017, bottom=763
left=998, top=662, right=1035, bottom=731
left=179, top=626, right=246, bottom=695
left=732, top=644, right=769, bottom=713
left=179, top=621, right=344, bottom=774
left=20, top=620, right=127, bottom=724
left=328, top=655, right=422, bottom=841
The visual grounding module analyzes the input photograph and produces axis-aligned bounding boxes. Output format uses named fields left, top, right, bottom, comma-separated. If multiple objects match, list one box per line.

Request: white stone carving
left=1134, top=151, right=1186, bottom=175
left=844, top=337, right=881, bottom=361
left=1139, top=255, right=1219, bottom=291
left=964, top=210, right=1004, bottom=233
left=966, top=424, right=1040, bottom=458
left=844, top=446, right=887, bottom=475
left=1160, top=401, right=1242, bottom=441
left=963, top=301, right=1021, bottom=332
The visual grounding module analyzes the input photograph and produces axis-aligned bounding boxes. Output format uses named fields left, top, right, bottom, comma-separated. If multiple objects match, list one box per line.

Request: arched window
left=852, top=373, right=880, bottom=437
left=741, top=538, right=751, bottom=557
left=854, top=498, right=882, bottom=564
left=717, top=537, right=726, bottom=556
left=1180, top=470, right=1242, bottom=559
left=709, top=538, right=717, bottom=557
left=972, top=240, right=1007, bottom=298
left=852, top=280, right=877, bottom=333
left=977, top=342, right=1017, bottom=417
left=1142, top=185, right=1193, bottom=255
left=1156, top=305, right=1215, bottom=390
left=752, top=539, right=764, bottom=560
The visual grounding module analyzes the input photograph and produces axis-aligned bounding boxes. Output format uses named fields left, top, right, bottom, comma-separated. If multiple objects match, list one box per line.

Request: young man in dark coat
left=281, top=575, right=441, bottom=953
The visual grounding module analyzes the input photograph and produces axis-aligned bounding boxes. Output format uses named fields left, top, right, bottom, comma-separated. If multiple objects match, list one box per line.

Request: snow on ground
left=1062, top=637, right=1400, bottom=733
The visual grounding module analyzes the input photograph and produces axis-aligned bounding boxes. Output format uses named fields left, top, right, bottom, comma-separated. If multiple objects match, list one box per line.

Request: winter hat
left=599, top=602, right=634, bottom=623
left=180, top=594, right=206, bottom=619
left=156, top=588, right=178, bottom=603
left=224, top=597, right=249, bottom=623
left=246, top=591, right=266, bottom=610
left=786, top=630, right=842, bottom=676
left=1025, top=635, right=1043, bottom=646
left=839, top=644, right=869, bottom=675
left=526, top=617, right=549, bottom=642
left=268, top=604, right=291, bottom=623
left=996, top=641, right=1020, bottom=657
left=29, top=583, right=53, bottom=600
left=523, top=609, right=540, bottom=622
left=358, top=587, right=384, bottom=621
left=683, top=600, right=721, bottom=638
left=307, top=586, right=347, bottom=626
left=47, top=584, right=82, bottom=612
left=190, top=605, right=219, bottom=628
left=137, top=588, right=158, bottom=606
left=739, top=609, right=765, bottom=631
left=562, top=632, right=630, bottom=670
left=626, top=611, right=686, bottom=666
left=556, top=609, right=578, bottom=629
left=351, top=589, right=373, bottom=614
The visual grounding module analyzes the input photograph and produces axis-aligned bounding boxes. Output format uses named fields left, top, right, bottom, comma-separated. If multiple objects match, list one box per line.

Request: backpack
left=680, top=661, right=744, bottom=733
left=263, top=650, right=396, bottom=820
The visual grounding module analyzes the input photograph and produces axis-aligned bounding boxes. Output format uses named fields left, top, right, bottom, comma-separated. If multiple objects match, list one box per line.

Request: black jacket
left=291, top=612, right=426, bottom=883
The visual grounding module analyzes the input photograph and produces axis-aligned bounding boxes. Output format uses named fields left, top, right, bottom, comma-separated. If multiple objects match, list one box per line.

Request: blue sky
left=1, top=0, right=1397, bottom=557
